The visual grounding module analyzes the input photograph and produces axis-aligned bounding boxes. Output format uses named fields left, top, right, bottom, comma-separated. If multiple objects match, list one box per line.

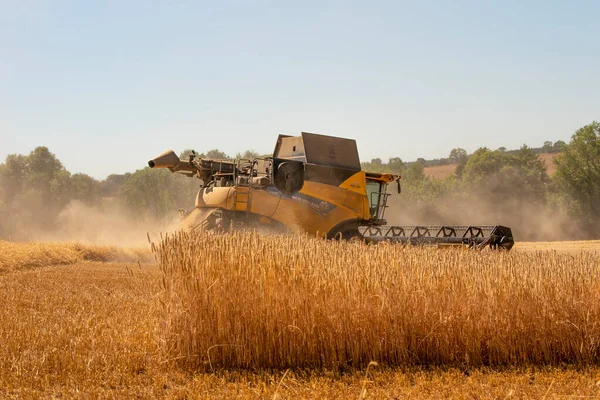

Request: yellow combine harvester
left=149, top=132, right=514, bottom=250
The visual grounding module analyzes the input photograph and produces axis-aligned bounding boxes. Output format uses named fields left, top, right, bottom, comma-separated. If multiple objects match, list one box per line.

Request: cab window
left=366, top=180, right=382, bottom=218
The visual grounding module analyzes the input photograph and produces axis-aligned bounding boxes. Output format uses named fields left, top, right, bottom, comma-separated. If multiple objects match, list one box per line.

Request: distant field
left=423, top=152, right=560, bottom=180
left=539, top=152, right=560, bottom=175
left=423, top=162, right=457, bottom=179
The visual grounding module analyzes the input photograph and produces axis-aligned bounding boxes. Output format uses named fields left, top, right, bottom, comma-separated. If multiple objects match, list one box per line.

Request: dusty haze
left=1, top=199, right=181, bottom=247
left=0, top=179, right=581, bottom=244
left=386, top=187, right=579, bottom=242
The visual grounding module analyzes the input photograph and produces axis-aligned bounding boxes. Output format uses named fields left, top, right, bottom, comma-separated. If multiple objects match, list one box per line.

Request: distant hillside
left=424, top=153, right=561, bottom=180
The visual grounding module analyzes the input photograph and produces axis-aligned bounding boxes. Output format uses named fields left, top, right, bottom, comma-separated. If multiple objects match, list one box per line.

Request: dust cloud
left=0, top=172, right=583, bottom=244
left=1, top=200, right=181, bottom=247
left=385, top=183, right=581, bottom=242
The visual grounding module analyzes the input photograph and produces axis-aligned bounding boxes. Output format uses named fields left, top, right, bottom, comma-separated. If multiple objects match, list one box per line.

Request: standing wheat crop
left=153, top=230, right=600, bottom=370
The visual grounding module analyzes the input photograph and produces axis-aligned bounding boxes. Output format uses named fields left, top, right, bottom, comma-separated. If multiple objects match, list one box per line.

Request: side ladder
left=231, top=158, right=253, bottom=229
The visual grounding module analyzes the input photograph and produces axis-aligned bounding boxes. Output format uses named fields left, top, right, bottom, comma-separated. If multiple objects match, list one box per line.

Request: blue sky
left=1, top=0, right=598, bottom=179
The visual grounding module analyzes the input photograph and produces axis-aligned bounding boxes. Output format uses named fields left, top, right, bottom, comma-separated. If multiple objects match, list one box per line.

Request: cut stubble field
left=1, top=237, right=600, bottom=399
left=423, top=152, right=560, bottom=180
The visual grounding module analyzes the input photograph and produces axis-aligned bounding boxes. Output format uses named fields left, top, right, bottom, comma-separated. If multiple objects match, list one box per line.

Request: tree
left=542, top=141, right=554, bottom=153
left=179, top=149, right=197, bottom=160
left=28, top=146, right=64, bottom=176
left=553, top=140, right=567, bottom=152
left=449, top=148, right=469, bottom=178
left=364, top=158, right=385, bottom=173
left=236, top=150, right=261, bottom=160
left=23, top=147, right=67, bottom=195
left=387, top=157, right=404, bottom=173
left=509, top=145, right=550, bottom=202
left=554, top=121, right=600, bottom=231
left=460, top=145, right=549, bottom=202
left=0, top=154, right=28, bottom=204
left=70, top=173, right=101, bottom=205
left=404, top=159, right=426, bottom=183
left=0, top=147, right=73, bottom=237
left=203, top=149, right=230, bottom=160
left=448, top=148, right=467, bottom=164
left=50, top=169, right=72, bottom=212
left=461, top=148, right=508, bottom=183
left=455, top=159, right=468, bottom=178
left=101, top=174, right=128, bottom=197
left=116, top=168, right=198, bottom=220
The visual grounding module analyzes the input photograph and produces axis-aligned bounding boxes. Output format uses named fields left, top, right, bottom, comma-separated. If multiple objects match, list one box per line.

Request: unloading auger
left=149, top=132, right=514, bottom=250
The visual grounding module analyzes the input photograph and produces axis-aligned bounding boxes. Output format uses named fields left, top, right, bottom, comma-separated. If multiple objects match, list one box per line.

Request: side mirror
left=397, top=179, right=402, bottom=194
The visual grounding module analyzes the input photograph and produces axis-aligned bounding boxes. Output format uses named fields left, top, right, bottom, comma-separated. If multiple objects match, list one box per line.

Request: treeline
left=361, top=139, right=568, bottom=171
left=367, top=123, right=599, bottom=239
left=0, top=122, right=598, bottom=240
left=0, top=148, right=266, bottom=240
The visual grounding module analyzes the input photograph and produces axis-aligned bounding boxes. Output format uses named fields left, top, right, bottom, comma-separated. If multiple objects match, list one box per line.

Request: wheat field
left=156, top=231, right=600, bottom=370
left=1, top=235, right=600, bottom=398
left=0, top=240, right=152, bottom=273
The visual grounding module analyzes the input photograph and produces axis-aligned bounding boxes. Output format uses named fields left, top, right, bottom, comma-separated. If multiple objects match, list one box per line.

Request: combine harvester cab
left=149, top=132, right=514, bottom=250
